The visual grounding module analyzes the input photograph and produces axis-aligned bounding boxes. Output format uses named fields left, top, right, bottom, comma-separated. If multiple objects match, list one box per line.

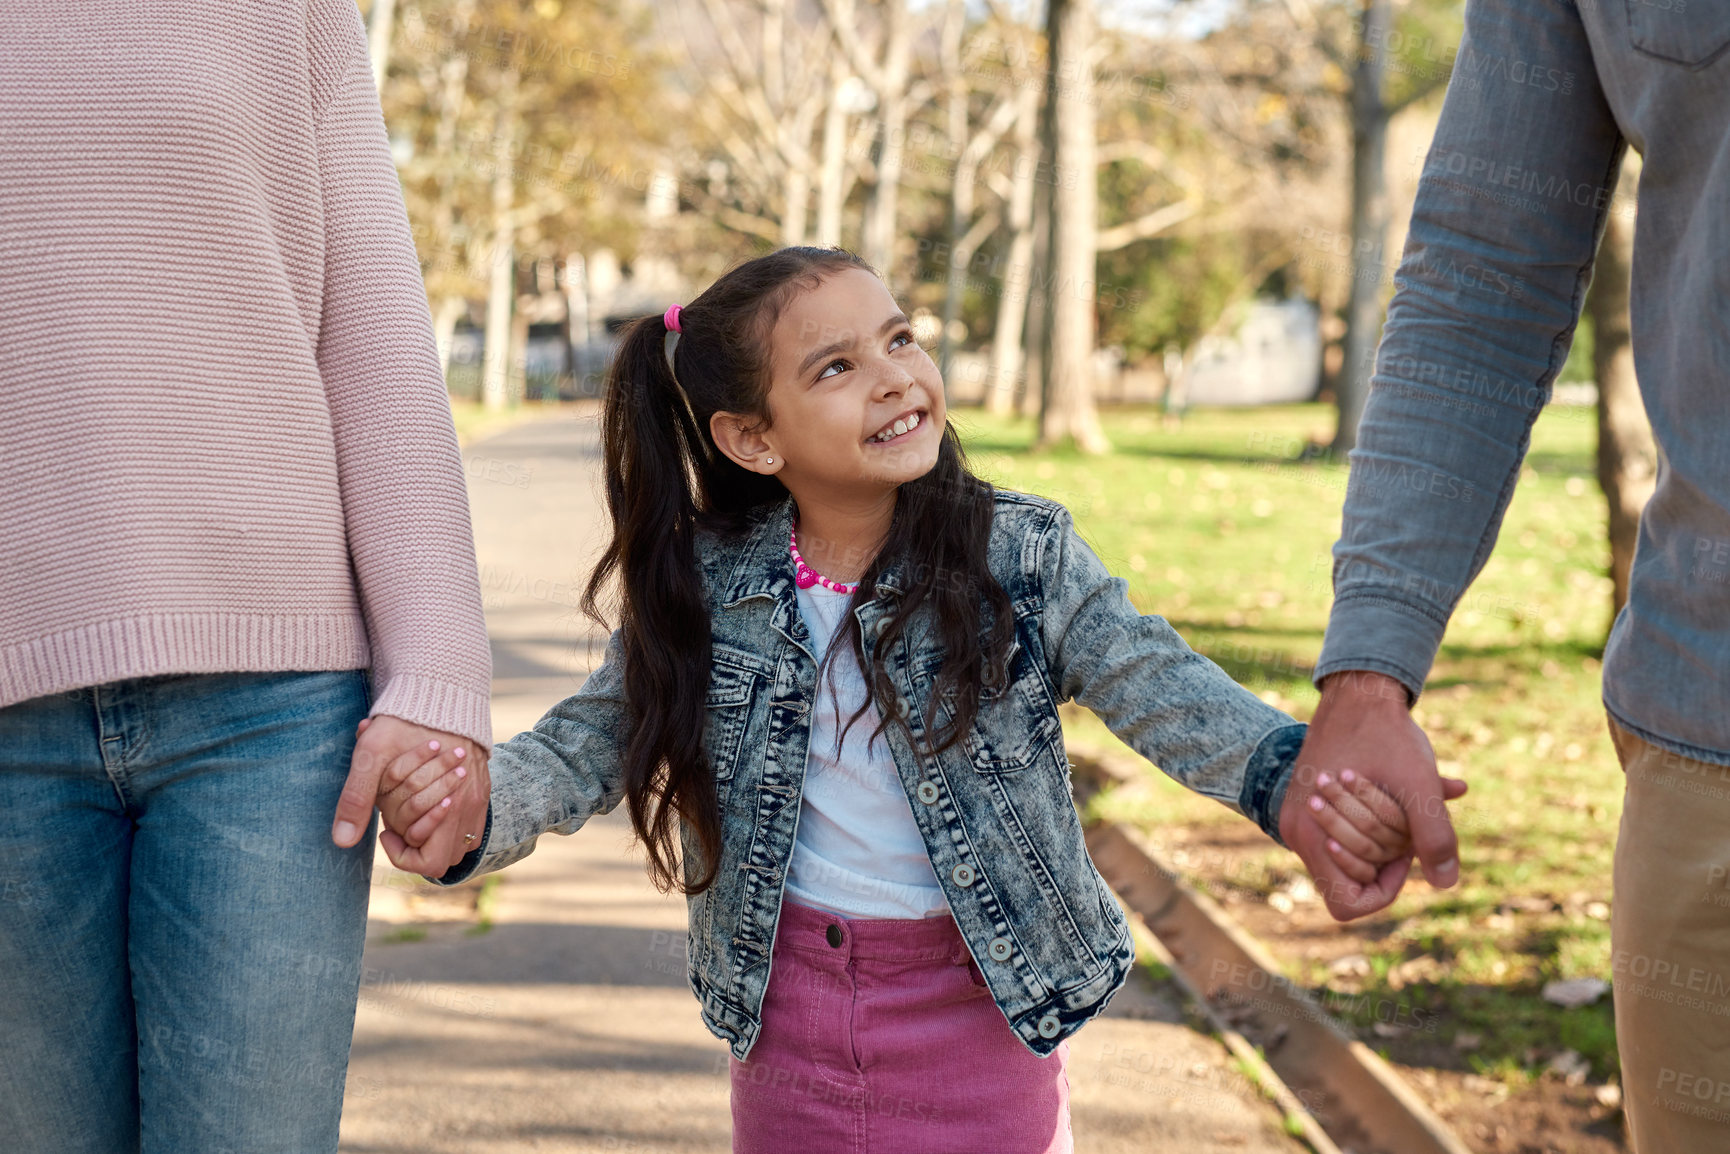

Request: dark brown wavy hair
left=582, top=247, right=1014, bottom=895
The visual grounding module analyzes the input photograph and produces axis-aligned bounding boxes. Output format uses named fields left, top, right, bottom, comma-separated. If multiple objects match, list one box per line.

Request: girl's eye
left=816, top=331, right=914, bottom=380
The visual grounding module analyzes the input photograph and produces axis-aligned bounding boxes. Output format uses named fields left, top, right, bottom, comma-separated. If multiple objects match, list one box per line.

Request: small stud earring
left=765, top=457, right=774, bottom=464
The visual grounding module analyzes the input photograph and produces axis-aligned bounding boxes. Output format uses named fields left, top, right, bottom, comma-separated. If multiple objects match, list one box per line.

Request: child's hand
left=1300, top=767, right=1471, bottom=887
left=1306, top=769, right=1415, bottom=883
left=357, top=717, right=472, bottom=848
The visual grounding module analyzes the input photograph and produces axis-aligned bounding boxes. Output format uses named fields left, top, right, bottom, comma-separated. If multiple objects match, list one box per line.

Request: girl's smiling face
left=710, top=268, right=946, bottom=500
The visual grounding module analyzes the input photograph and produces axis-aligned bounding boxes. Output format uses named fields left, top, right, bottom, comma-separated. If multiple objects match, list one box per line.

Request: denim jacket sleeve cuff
left=422, top=802, right=494, bottom=887
left=1314, top=594, right=1444, bottom=703
left=1240, top=723, right=1308, bottom=847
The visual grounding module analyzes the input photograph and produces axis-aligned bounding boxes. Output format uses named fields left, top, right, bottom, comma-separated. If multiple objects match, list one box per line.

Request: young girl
left=388, top=247, right=1422, bottom=1152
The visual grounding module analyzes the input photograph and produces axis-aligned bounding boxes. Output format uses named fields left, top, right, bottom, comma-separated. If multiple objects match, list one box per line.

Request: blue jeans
left=0, top=670, right=376, bottom=1153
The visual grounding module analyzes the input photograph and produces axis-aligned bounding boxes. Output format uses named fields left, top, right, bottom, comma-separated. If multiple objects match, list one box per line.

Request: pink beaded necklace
left=790, top=523, right=857, bottom=594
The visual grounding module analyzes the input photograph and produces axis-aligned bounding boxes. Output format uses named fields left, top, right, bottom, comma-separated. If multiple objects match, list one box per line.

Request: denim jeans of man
left=0, top=670, right=375, bottom=1153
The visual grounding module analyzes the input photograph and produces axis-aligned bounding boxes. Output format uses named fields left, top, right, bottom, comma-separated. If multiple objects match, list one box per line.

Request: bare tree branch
left=818, top=0, right=885, bottom=90
left=1094, top=199, right=1198, bottom=252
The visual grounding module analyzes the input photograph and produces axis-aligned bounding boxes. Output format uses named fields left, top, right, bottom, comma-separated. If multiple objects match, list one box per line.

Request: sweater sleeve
left=306, top=0, right=493, bottom=746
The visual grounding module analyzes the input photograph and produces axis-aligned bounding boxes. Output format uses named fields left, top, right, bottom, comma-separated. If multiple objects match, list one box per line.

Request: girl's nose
left=870, top=361, right=916, bottom=395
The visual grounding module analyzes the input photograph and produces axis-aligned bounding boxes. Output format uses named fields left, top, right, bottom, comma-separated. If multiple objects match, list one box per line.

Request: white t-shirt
left=783, top=582, right=951, bottom=919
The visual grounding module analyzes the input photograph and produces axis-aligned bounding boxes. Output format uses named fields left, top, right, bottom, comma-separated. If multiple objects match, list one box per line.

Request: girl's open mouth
left=865, top=409, right=926, bottom=445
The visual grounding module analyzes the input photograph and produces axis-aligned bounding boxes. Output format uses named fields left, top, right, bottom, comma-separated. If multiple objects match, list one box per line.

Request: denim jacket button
left=916, top=781, right=939, bottom=805
left=895, top=694, right=911, bottom=718
left=987, top=936, right=1012, bottom=962
left=1036, top=1013, right=1061, bottom=1039
left=951, top=863, right=976, bottom=888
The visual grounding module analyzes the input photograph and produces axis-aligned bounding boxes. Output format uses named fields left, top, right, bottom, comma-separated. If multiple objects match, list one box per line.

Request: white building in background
left=1177, top=298, right=1322, bottom=407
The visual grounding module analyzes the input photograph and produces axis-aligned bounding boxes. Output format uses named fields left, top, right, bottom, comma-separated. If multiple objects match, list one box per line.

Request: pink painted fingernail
left=440, top=797, right=451, bottom=808
left=1316, top=772, right=1331, bottom=788
left=455, top=766, right=467, bottom=779
left=428, top=740, right=440, bottom=751
left=1309, top=796, right=1324, bottom=811
left=1328, top=839, right=1342, bottom=853
left=1341, top=769, right=1356, bottom=784
left=454, top=747, right=466, bottom=758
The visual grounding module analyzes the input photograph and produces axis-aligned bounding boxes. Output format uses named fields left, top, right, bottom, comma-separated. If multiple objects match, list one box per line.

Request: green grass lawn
left=954, top=402, right=1623, bottom=1084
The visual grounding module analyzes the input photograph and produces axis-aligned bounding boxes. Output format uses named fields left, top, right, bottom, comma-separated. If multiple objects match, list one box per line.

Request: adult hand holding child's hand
left=1279, top=670, right=1467, bottom=921
left=332, top=715, right=492, bottom=878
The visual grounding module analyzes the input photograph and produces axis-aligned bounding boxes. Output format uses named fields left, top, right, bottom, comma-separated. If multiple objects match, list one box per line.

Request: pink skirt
left=729, top=896, right=1073, bottom=1153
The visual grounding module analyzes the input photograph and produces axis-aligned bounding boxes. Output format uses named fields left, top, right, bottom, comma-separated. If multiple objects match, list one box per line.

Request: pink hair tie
left=663, top=303, right=683, bottom=332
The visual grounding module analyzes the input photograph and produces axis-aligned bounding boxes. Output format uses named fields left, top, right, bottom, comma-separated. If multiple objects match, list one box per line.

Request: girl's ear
left=710, top=411, right=782, bottom=474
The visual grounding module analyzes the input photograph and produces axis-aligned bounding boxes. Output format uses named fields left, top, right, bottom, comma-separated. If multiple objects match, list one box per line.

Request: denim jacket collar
left=718, top=494, right=908, bottom=610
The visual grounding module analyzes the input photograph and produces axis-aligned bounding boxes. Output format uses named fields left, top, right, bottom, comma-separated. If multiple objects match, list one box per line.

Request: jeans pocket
left=1626, top=0, right=1730, bottom=67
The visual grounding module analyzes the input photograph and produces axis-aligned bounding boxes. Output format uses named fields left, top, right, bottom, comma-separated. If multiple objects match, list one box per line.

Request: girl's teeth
left=869, top=412, right=927, bottom=442
left=870, top=412, right=922, bottom=442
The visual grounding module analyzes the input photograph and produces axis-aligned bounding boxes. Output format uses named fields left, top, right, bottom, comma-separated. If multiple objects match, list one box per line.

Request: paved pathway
left=339, top=408, right=1300, bottom=1153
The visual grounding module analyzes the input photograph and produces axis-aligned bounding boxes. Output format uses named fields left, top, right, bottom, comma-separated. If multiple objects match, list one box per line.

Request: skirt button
left=825, top=923, right=843, bottom=948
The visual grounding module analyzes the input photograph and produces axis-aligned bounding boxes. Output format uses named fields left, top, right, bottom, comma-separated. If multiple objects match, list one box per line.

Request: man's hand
left=1280, top=670, right=1466, bottom=921
left=332, top=714, right=492, bottom=877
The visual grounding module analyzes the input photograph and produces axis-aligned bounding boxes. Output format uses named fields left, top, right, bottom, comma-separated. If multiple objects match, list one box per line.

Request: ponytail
left=582, top=313, right=721, bottom=894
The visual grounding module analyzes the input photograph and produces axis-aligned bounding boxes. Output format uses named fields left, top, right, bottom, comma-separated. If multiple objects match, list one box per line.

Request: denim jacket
left=440, top=490, right=1306, bottom=1059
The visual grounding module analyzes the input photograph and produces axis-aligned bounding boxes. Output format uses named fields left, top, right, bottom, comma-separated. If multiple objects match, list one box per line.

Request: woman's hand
left=355, top=718, right=471, bottom=845
left=332, top=714, right=492, bottom=876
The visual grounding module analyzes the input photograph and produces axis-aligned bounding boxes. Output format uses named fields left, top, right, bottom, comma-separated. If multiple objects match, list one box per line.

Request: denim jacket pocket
left=961, top=640, right=1064, bottom=773
left=1626, top=0, right=1730, bottom=67
left=705, top=654, right=759, bottom=782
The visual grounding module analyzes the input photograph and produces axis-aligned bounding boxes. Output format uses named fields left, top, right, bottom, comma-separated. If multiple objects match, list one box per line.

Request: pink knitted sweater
left=0, top=0, right=493, bottom=744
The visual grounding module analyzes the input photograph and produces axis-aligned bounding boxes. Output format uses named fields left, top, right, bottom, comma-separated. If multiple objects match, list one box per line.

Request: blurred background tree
left=363, top=0, right=1646, bottom=618
left=380, top=0, right=660, bottom=406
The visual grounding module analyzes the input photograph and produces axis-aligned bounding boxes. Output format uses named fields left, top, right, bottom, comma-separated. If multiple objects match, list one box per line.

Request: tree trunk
left=782, top=167, right=811, bottom=246
left=509, top=298, right=531, bottom=403
left=367, top=0, right=397, bottom=91
left=1020, top=47, right=1057, bottom=424
left=861, top=0, right=910, bottom=276
left=817, top=63, right=852, bottom=246
left=937, top=0, right=968, bottom=384
left=432, top=296, right=466, bottom=380
left=1036, top=0, right=1108, bottom=453
left=987, top=76, right=1040, bottom=415
left=423, top=1, right=472, bottom=386
left=1590, top=204, right=1654, bottom=620
left=1333, top=0, right=1391, bottom=456
left=938, top=173, right=986, bottom=388
left=482, top=69, right=519, bottom=412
